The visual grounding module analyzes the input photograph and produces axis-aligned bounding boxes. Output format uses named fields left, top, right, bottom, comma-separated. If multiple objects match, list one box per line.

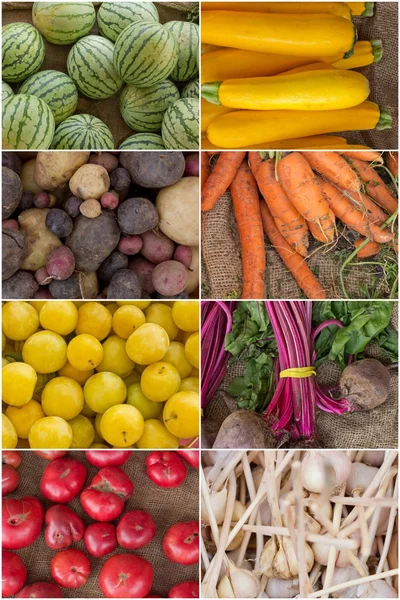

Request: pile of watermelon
left=2, top=1, right=199, bottom=150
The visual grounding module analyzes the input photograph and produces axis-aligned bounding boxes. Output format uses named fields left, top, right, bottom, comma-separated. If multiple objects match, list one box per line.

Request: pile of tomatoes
left=2, top=449, right=200, bottom=599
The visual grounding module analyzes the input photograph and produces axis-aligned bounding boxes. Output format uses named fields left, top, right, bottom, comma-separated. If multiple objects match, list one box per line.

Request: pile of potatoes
left=2, top=151, right=199, bottom=299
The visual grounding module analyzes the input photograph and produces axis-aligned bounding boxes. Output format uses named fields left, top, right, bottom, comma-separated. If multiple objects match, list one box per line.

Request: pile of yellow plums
left=2, top=300, right=199, bottom=449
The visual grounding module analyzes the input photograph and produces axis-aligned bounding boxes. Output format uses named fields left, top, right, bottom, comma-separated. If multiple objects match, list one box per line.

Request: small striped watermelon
left=164, top=21, right=199, bottom=83
left=52, top=114, right=114, bottom=149
left=114, top=21, right=178, bottom=87
left=120, top=80, right=180, bottom=133
left=161, top=98, right=199, bottom=150
left=2, top=81, right=14, bottom=102
left=19, top=70, right=78, bottom=125
left=119, top=133, right=165, bottom=149
left=32, top=2, right=95, bottom=45
left=3, top=94, right=55, bottom=149
left=182, top=79, right=199, bottom=99
left=98, top=2, right=159, bottom=42
left=67, top=35, right=123, bottom=100
left=2, top=23, right=45, bottom=83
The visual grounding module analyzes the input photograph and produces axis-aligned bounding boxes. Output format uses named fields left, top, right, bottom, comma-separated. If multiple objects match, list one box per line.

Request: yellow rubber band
left=280, top=366, right=316, bottom=379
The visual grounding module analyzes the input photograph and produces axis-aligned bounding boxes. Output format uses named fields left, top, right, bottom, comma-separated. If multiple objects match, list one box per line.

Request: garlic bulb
left=301, top=451, right=352, bottom=494
left=201, top=485, right=227, bottom=525
left=217, top=562, right=260, bottom=598
left=258, top=535, right=314, bottom=579
left=324, top=567, right=360, bottom=598
left=308, top=493, right=333, bottom=521
left=362, top=450, right=385, bottom=467
left=345, top=463, right=379, bottom=495
left=357, top=580, right=398, bottom=598
left=265, top=577, right=299, bottom=598
left=282, top=504, right=321, bottom=534
left=312, top=531, right=361, bottom=567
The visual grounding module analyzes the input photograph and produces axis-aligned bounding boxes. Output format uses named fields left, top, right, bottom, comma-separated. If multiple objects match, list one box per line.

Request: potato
left=156, top=176, right=199, bottom=246
left=49, top=272, right=98, bottom=299
left=34, top=151, right=90, bottom=191
left=20, top=160, right=43, bottom=194
left=129, top=257, right=155, bottom=295
left=69, top=164, right=110, bottom=200
left=66, top=211, right=120, bottom=272
left=2, top=152, right=22, bottom=174
left=185, top=246, right=199, bottom=294
left=152, top=260, right=188, bottom=296
left=118, top=235, right=143, bottom=256
left=89, top=152, right=118, bottom=172
left=98, top=251, right=128, bottom=284
left=3, top=271, right=39, bottom=299
left=110, top=168, right=131, bottom=201
left=18, top=209, right=63, bottom=271
left=141, top=230, right=174, bottom=264
left=3, top=167, right=23, bottom=219
left=117, top=198, right=158, bottom=235
left=3, top=228, right=26, bottom=280
left=107, top=269, right=142, bottom=299
left=213, top=410, right=275, bottom=449
left=45, top=209, right=73, bottom=237
left=46, top=247, right=75, bottom=281
left=120, top=151, right=185, bottom=188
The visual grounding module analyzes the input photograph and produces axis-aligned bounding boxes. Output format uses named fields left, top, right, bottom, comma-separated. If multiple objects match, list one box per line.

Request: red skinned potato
left=2, top=550, right=27, bottom=597
left=80, top=466, right=134, bottom=521
left=118, top=235, right=142, bottom=255
left=129, top=257, right=155, bottom=295
left=116, top=510, right=156, bottom=550
left=2, top=451, right=21, bottom=468
left=2, top=464, right=19, bottom=496
left=163, top=521, right=199, bottom=565
left=184, top=153, right=199, bottom=177
left=84, top=522, right=117, bottom=558
left=152, top=260, right=188, bottom=296
left=168, top=582, right=199, bottom=598
left=2, top=496, right=44, bottom=549
left=50, top=549, right=90, bottom=589
left=99, top=554, right=153, bottom=598
left=85, top=450, right=132, bottom=467
left=146, top=451, right=187, bottom=488
left=16, top=582, right=64, bottom=598
left=44, top=505, right=85, bottom=550
left=40, top=458, right=87, bottom=503
left=141, top=230, right=174, bottom=264
left=176, top=450, right=199, bottom=469
left=34, top=451, right=68, bottom=460
left=174, top=245, right=192, bottom=268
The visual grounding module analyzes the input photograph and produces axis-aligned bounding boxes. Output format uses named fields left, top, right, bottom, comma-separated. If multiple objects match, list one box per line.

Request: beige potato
left=20, top=159, right=43, bottom=194
left=18, top=208, right=63, bottom=271
left=69, top=164, right=110, bottom=200
left=185, top=246, right=199, bottom=294
left=156, top=176, right=199, bottom=246
left=34, top=151, right=90, bottom=190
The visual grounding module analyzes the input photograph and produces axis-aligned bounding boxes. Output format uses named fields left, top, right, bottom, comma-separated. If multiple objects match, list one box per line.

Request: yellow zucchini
left=333, top=40, right=382, bottom=69
left=202, top=134, right=349, bottom=150
left=346, top=2, right=374, bottom=16
left=276, top=62, right=336, bottom=76
left=207, top=102, right=391, bottom=148
left=202, top=70, right=370, bottom=111
left=201, top=12, right=356, bottom=58
left=201, top=99, right=235, bottom=133
left=203, top=2, right=352, bottom=19
left=201, top=43, right=221, bottom=54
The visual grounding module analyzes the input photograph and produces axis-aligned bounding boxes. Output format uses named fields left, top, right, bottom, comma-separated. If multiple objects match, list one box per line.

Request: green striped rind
left=97, top=2, right=159, bottom=42
left=164, top=21, right=199, bottom=83
left=182, top=79, right=199, bottom=99
left=19, top=70, right=78, bottom=125
left=161, top=98, right=199, bottom=150
left=2, top=81, right=14, bottom=102
left=114, top=21, right=178, bottom=87
left=119, top=133, right=165, bottom=149
left=2, top=23, right=45, bottom=83
left=32, top=2, right=95, bottom=45
left=52, top=114, right=114, bottom=149
left=120, top=80, right=180, bottom=133
left=2, top=94, right=55, bottom=149
left=67, top=35, right=123, bottom=100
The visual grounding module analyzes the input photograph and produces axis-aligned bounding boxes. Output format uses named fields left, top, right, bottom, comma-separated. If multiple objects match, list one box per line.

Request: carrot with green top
left=346, top=156, right=398, bottom=214
left=201, top=151, right=246, bottom=212
left=249, top=152, right=309, bottom=256
left=230, top=160, right=266, bottom=298
left=303, top=151, right=362, bottom=192
left=260, top=201, right=326, bottom=299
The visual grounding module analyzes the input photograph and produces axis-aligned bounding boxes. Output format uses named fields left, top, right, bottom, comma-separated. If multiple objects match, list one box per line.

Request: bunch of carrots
left=201, top=150, right=398, bottom=299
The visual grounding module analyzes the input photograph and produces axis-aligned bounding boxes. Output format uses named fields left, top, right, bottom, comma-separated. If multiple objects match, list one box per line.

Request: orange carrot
left=346, top=156, right=398, bottom=214
left=277, top=152, right=335, bottom=243
left=303, top=151, right=361, bottom=192
left=308, top=209, right=336, bottom=243
left=201, top=153, right=211, bottom=188
left=386, top=152, right=398, bottom=177
left=368, top=223, right=394, bottom=244
left=201, top=151, right=247, bottom=212
left=339, top=187, right=387, bottom=225
left=354, top=239, right=381, bottom=258
left=230, top=160, right=266, bottom=299
left=248, top=153, right=309, bottom=256
left=260, top=201, right=326, bottom=299
left=339, top=150, right=383, bottom=164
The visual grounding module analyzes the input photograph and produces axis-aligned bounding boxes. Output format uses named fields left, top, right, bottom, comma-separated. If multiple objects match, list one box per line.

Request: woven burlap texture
left=10, top=451, right=199, bottom=598
left=204, top=304, right=398, bottom=449
left=3, top=2, right=198, bottom=149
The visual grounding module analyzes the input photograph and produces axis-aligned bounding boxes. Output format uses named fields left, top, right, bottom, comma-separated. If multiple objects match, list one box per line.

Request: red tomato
left=44, top=505, right=85, bottom=550
left=2, top=451, right=21, bottom=469
left=176, top=450, right=199, bottom=469
left=80, top=467, right=134, bottom=522
left=163, top=521, right=199, bottom=565
left=116, top=510, right=156, bottom=550
left=84, top=522, right=117, bottom=558
left=85, top=450, right=132, bottom=467
left=40, top=458, right=86, bottom=503
left=50, top=549, right=90, bottom=589
left=2, top=496, right=44, bottom=549
left=2, top=551, right=27, bottom=596
left=34, top=451, right=68, bottom=460
left=2, top=464, right=19, bottom=496
left=146, top=452, right=187, bottom=488
left=16, top=582, right=64, bottom=598
left=99, top=554, right=153, bottom=598
left=168, top=582, right=199, bottom=598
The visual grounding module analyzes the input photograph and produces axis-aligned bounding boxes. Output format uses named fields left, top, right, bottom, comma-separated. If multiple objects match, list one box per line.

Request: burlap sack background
left=204, top=304, right=398, bottom=449
left=2, top=2, right=199, bottom=149
left=9, top=451, right=199, bottom=598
